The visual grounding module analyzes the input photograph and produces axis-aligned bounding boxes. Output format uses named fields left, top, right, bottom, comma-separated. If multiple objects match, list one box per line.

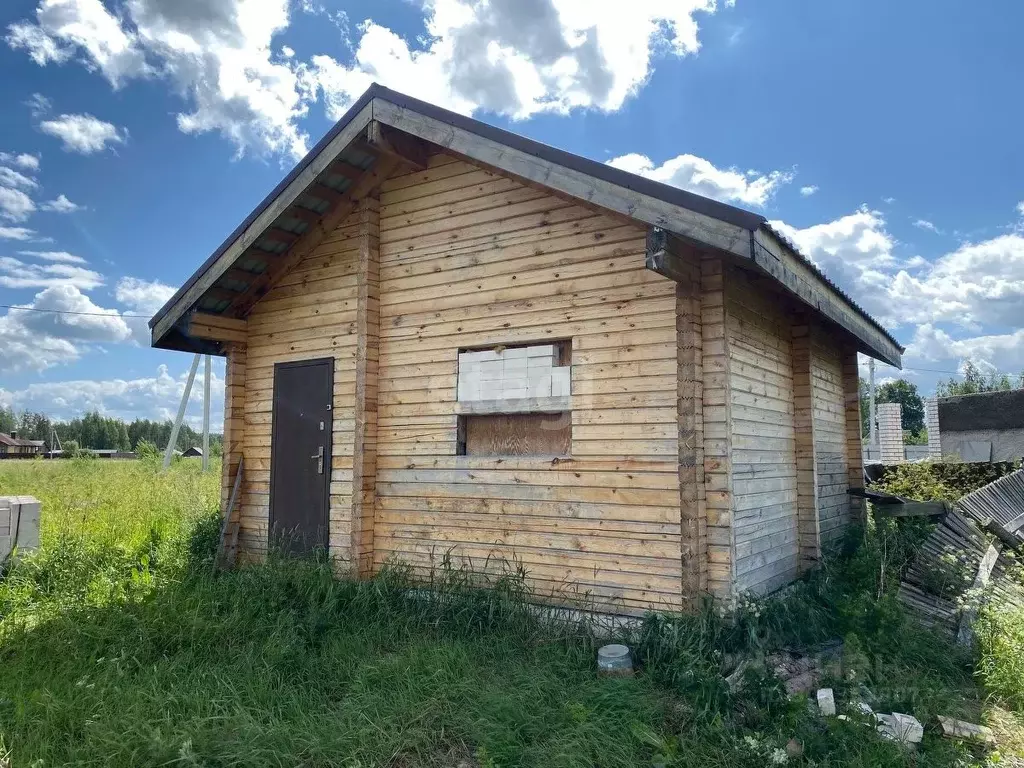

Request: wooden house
left=151, top=85, right=903, bottom=613
left=0, top=433, right=46, bottom=459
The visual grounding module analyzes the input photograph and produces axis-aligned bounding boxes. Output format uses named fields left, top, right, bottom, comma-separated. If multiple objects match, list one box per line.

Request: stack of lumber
left=896, top=469, right=1024, bottom=639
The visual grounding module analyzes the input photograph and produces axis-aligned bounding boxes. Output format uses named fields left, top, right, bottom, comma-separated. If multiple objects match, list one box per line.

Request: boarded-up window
left=458, top=412, right=571, bottom=456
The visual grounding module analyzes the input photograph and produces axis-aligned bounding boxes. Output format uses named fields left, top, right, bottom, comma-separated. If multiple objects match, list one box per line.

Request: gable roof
left=150, top=83, right=903, bottom=366
left=0, top=433, right=45, bottom=448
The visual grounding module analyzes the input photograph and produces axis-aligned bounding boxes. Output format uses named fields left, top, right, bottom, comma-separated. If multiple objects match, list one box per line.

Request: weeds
left=0, top=460, right=1009, bottom=766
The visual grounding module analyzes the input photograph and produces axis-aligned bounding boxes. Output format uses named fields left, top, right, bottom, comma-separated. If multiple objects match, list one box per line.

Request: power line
left=0, top=303, right=149, bottom=318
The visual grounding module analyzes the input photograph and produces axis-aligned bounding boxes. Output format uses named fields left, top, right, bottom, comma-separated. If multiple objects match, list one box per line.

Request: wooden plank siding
left=223, top=146, right=872, bottom=609
left=234, top=208, right=362, bottom=563
left=724, top=268, right=800, bottom=595
left=810, top=326, right=852, bottom=547
left=371, top=153, right=683, bottom=613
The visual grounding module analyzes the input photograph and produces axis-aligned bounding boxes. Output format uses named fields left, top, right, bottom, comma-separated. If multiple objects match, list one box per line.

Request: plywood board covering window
left=462, top=412, right=571, bottom=456
left=456, top=341, right=571, bottom=456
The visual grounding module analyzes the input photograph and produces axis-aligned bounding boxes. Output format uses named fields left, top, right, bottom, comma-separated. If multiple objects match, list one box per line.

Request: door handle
left=311, top=445, right=324, bottom=474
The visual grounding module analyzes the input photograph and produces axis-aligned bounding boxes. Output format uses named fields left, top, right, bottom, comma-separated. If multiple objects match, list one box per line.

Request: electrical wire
left=0, top=303, right=149, bottom=318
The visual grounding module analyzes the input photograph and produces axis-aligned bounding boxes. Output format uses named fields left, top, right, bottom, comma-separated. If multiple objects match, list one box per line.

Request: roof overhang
left=150, top=83, right=902, bottom=367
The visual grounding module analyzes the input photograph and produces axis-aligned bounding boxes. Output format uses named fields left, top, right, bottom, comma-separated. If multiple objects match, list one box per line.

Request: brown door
left=269, top=358, right=333, bottom=554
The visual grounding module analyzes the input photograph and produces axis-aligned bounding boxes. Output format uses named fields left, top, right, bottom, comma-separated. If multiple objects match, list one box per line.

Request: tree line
left=0, top=408, right=222, bottom=455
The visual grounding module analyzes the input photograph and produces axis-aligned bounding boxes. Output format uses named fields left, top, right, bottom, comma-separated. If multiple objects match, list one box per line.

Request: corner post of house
left=700, top=255, right=734, bottom=599
left=675, top=244, right=707, bottom=604
left=840, top=347, right=866, bottom=525
left=221, top=343, right=247, bottom=515
left=351, top=193, right=381, bottom=577
left=791, top=316, right=820, bottom=572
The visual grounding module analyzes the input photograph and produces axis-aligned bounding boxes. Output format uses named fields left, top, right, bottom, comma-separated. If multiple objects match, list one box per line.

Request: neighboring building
left=0, top=432, right=46, bottom=458
left=182, top=447, right=203, bottom=458
left=150, top=85, right=903, bottom=612
left=938, top=390, right=1024, bottom=462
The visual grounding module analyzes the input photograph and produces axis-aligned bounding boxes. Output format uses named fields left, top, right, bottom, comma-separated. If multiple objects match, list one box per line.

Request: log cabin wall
left=724, top=267, right=800, bottom=595
left=372, top=153, right=684, bottom=614
left=809, top=326, right=852, bottom=548
left=235, top=209, right=362, bottom=561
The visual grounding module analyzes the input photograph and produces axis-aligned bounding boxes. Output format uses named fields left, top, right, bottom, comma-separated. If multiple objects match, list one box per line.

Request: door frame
left=268, top=357, right=334, bottom=549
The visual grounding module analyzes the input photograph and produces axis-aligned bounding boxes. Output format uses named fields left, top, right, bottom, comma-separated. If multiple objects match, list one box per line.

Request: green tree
left=876, top=379, right=925, bottom=436
left=936, top=361, right=1024, bottom=397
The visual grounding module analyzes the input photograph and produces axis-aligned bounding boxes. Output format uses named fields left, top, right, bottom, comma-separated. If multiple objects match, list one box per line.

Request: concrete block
left=502, top=346, right=528, bottom=359
left=816, top=688, right=836, bottom=716
left=551, top=368, right=571, bottom=397
left=478, top=362, right=504, bottom=380
left=458, top=378, right=480, bottom=402
left=479, top=379, right=502, bottom=400
left=460, top=350, right=502, bottom=365
left=937, top=716, right=994, bottom=744
left=529, top=373, right=552, bottom=398
left=526, top=344, right=555, bottom=359
left=877, top=713, right=923, bottom=745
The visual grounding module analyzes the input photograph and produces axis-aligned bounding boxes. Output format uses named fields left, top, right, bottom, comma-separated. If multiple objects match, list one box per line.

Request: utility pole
left=868, top=357, right=877, bottom=456
left=164, top=353, right=201, bottom=469
left=202, top=355, right=211, bottom=472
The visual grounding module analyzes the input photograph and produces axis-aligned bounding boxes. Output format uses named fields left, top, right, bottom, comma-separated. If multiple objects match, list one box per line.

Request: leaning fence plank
left=957, top=540, right=1002, bottom=646
left=215, top=456, right=244, bottom=570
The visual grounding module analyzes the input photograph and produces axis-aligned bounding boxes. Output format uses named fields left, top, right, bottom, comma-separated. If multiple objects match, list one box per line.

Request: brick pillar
left=878, top=402, right=904, bottom=464
left=925, top=397, right=941, bottom=460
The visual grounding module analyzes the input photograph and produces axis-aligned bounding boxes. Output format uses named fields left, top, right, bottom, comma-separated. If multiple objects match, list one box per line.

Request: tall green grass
left=0, top=461, right=1000, bottom=766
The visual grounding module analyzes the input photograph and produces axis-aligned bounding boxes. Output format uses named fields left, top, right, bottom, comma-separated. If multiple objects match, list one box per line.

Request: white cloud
left=0, top=313, right=81, bottom=373
left=6, top=17, right=73, bottom=65
left=0, top=255, right=104, bottom=290
left=9, top=0, right=724, bottom=160
left=115, top=276, right=177, bottom=343
left=0, top=166, right=39, bottom=190
left=799, top=185, right=818, bottom=197
left=888, top=234, right=1024, bottom=329
left=302, top=1, right=718, bottom=123
left=913, top=218, right=942, bottom=234
left=13, top=284, right=132, bottom=344
left=39, top=112, right=127, bottom=154
left=9, top=0, right=310, bottom=159
left=18, top=250, right=87, bottom=264
left=0, top=363, right=225, bottom=427
left=115, top=276, right=176, bottom=313
left=773, top=207, right=1024, bottom=334
left=0, top=226, right=39, bottom=241
left=0, top=152, right=42, bottom=172
left=26, top=93, right=52, bottom=118
left=607, top=152, right=792, bottom=207
left=0, top=187, right=36, bottom=222
left=906, top=323, right=1024, bottom=374
left=40, top=194, right=84, bottom=213
left=770, top=206, right=898, bottom=321
left=1017, top=200, right=1024, bottom=217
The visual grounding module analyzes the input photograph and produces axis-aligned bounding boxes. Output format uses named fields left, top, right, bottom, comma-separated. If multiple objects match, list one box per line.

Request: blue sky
left=1, top=0, right=1023, bottom=428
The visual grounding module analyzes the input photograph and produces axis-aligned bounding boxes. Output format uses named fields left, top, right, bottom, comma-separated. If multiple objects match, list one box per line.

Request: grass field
left=0, top=459, right=1021, bottom=766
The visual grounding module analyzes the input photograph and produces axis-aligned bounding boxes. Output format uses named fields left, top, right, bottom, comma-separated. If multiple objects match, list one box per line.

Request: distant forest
left=0, top=408, right=223, bottom=454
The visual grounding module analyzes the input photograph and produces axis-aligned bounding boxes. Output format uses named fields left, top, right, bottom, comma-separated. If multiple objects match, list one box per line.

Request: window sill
left=455, top=396, right=570, bottom=415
